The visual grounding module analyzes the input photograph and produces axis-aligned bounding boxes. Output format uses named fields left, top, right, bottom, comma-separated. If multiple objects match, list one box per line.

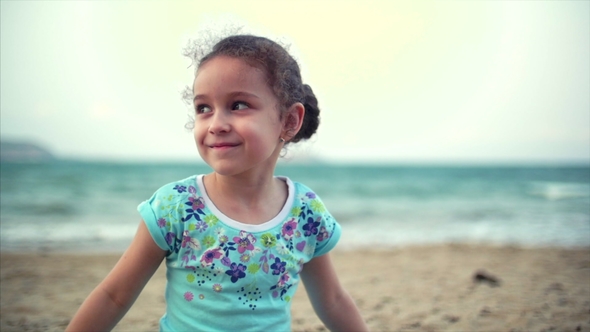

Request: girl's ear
left=282, top=102, right=305, bottom=142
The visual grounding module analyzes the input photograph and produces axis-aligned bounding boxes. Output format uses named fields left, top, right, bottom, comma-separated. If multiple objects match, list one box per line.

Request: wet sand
left=1, top=244, right=589, bottom=331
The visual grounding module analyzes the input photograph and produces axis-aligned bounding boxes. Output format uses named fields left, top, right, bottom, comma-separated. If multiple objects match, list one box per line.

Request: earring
left=279, top=137, right=285, bottom=143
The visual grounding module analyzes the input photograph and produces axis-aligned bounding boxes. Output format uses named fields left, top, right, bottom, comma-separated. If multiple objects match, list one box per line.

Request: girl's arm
left=300, top=253, right=369, bottom=331
left=66, top=221, right=167, bottom=332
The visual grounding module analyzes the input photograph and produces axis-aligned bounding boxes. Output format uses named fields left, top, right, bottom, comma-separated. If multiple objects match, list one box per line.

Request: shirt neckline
left=196, top=174, right=295, bottom=233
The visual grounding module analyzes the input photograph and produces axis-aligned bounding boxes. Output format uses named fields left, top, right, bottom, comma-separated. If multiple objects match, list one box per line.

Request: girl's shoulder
left=149, top=175, right=201, bottom=197
left=289, top=180, right=327, bottom=205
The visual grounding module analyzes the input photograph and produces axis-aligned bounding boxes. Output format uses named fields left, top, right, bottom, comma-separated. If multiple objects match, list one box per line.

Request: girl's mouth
left=209, top=143, right=239, bottom=149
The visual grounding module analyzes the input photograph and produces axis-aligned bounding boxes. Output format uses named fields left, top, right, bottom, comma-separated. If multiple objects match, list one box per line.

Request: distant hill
left=0, top=141, right=56, bottom=162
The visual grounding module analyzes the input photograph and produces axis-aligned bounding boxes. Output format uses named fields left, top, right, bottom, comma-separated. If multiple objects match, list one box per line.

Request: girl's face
left=192, top=56, right=284, bottom=177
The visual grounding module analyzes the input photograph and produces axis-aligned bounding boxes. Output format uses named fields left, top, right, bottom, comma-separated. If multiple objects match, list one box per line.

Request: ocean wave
left=528, top=182, right=590, bottom=201
left=1, top=202, right=79, bottom=217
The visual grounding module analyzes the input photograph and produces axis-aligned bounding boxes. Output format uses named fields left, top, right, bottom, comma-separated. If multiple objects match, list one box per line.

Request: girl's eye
left=196, top=105, right=212, bottom=114
left=232, top=102, right=249, bottom=111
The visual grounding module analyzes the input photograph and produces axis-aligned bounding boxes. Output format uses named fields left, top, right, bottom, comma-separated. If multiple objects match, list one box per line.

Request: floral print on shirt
left=146, top=177, right=339, bottom=312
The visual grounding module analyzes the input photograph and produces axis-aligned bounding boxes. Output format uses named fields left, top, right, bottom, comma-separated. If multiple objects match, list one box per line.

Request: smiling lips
left=208, top=142, right=240, bottom=150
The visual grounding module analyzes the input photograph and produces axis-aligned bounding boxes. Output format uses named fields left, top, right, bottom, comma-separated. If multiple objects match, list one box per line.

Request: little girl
left=67, top=34, right=367, bottom=331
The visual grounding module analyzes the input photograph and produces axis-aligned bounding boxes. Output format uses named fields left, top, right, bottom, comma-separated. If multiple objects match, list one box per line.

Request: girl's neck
left=207, top=171, right=276, bottom=200
left=203, top=172, right=288, bottom=225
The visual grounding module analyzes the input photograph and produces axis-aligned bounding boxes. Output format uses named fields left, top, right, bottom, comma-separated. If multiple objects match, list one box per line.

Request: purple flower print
left=270, top=257, right=286, bottom=275
left=295, top=241, right=306, bottom=252
left=183, top=197, right=205, bottom=222
left=181, top=252, right=196, bottom=266
left=303, top=217, right=320, bottom=237
left=201, top=248, right=223, bottom=267
left=221, top=256, right=232, bottom=267
left=165, top=232, right=176, bottom=246
left=225, top=263, right=247, bottom=283
left=240, top=254, right=251, bottom=263
left=316, top=226, right=329, bottom=242
left=173, top=185, right=187, bottom=193
left=188, top=197, right=205, bottom=210
left=181, top=230, right=191, bottom=248
left=157, top=218, right=167, bottom=228
left=235, top=237, right=254, bottom=253
left=305, top=192, right=316, bottom=199
left=270, top=274, right=293, bottom=300
left=278, top=272, right=291, bottom=287
left=195, top=221, right=208, bottom=232
left=188, top=186, right=197, bottom=194
left=181, top=230, right=200, bottom=249
left=165, top=232, right=182, bottom=253
left=233, top=231, right=256, bottom=254
left=281, top=219, right=298, bottom=240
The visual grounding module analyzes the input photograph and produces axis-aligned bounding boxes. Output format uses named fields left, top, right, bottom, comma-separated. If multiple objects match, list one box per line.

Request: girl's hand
left=66, top=221, right=166, bottom=332
left=301, top=254, right=369, bottom=331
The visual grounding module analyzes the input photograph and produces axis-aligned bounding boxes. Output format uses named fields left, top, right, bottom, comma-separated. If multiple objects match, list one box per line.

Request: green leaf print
left=202, top=235, right=215, bottom=248
left=187, top=274, right=195, bottom=283
left=204, top=215, right=219, bottom=227
left=260, top=233, right=276, bottom=248
left=247, top=263, right=260, bottom=274
left=310, top=199, right=325, bottom=213
left=291, top=207, right=301, bottom=217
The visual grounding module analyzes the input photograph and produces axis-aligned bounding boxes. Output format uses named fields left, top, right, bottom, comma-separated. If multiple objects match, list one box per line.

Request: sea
left=1, top=161, right=589, bottom=253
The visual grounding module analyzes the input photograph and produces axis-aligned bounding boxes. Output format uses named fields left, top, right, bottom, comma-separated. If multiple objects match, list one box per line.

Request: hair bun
left=292, top=84, right=320, bottom=143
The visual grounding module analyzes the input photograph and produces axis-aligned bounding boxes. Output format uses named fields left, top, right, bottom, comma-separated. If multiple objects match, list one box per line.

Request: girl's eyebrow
left=193, top=91, right=260, bottom=103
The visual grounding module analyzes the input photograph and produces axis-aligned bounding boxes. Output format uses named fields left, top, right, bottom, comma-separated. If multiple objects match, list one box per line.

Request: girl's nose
left=208, top=110, right=231, bottom=134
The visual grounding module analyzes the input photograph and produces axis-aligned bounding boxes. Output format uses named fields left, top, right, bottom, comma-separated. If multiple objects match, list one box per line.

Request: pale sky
left=1, top=1, right=589, bottom=164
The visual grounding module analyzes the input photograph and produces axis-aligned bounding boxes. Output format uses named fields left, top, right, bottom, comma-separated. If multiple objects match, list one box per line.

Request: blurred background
left=1, top=1, right=589, bottom=252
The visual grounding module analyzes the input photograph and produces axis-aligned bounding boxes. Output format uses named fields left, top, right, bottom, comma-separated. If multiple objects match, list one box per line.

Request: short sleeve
left=312, top=209, right=341, bottom=257
left=137, top=192, right=173, bottom=251
left=294, top=183, right=342, bottom=258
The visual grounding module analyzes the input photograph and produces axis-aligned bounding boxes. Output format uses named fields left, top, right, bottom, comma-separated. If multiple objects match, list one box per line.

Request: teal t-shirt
left=138, top=175, right=341, bottom=332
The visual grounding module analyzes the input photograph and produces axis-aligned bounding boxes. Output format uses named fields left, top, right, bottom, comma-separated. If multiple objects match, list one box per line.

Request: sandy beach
left=1, top=244, right=589, bottom=332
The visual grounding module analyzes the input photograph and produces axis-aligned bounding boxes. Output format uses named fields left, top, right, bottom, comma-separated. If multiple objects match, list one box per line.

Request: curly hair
left=184, top=34, right=320, bottom=143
